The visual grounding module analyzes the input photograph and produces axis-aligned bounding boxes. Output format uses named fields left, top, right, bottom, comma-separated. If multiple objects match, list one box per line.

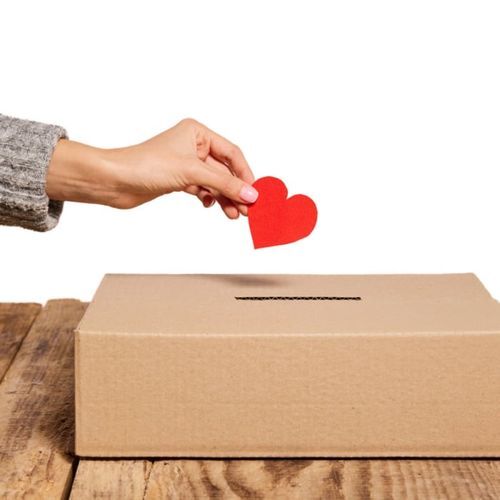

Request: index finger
left=199, top=123, right=255, bottom=185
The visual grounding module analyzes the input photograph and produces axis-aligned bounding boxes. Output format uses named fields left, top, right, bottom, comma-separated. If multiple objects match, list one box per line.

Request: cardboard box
left=75, top=273, right=500, bottom=457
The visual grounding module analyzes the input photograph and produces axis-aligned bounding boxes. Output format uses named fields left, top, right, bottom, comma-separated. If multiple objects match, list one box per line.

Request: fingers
left=185, top=185, right=215, bottom=208
left=198, top=187, right=215, bottom=208
left=185, top=183, right=239, bottom=218
left=205, top=155, right=249, bottom=216
left=187, top=159, right=259, bottom=206
left=213, top=193, right=240, bottom=219
left=178, top=118, right=257, bottom=218
left=197, top=122, right=255, bottom=185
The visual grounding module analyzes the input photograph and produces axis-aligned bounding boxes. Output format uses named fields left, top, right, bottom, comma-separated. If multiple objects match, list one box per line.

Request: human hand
left=46, top=118, right=258, bottom=219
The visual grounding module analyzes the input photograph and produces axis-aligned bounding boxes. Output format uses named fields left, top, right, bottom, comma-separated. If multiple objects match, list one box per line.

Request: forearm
left=46, top=139, right=120, bottom=206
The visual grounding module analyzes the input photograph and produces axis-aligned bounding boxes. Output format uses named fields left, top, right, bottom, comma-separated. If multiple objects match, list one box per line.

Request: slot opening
left=234, top=296, right=362, bottom=301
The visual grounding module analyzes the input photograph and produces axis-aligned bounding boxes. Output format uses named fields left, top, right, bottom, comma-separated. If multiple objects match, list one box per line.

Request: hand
left=46, top=118, right=258, bottom=219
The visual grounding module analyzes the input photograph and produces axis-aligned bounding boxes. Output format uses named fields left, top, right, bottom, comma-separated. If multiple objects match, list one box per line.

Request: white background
left=0, top=1, right=499, bottom=303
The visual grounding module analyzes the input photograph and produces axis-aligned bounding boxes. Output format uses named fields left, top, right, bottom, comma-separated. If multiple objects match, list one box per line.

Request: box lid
left=77, top=273, right=500, bottom=336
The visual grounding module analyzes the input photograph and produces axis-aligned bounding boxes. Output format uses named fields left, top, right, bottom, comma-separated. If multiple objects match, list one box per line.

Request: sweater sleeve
left=0, top=113, right=67, bottom=231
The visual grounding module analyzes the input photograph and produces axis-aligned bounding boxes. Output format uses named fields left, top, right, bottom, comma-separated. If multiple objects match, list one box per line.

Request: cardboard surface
left=75, top=273, right=500, bottom=457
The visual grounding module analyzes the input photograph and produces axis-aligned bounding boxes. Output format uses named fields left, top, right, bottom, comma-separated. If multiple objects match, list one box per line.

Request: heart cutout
left=248, top=176, right=318, bottom=249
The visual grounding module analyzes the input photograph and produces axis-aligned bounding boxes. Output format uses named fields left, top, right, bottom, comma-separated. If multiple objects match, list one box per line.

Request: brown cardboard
left=75, top=273, right=500, bottom=457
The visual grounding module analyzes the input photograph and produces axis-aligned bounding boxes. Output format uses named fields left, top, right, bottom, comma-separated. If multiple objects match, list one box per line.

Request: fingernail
left=203, top=195, right=215, bottom=207
left=240, top=185, right=259, bottom=203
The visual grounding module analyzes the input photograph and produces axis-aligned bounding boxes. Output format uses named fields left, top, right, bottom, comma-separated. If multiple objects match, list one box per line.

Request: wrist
left=46, top=139, right=121, bottom=206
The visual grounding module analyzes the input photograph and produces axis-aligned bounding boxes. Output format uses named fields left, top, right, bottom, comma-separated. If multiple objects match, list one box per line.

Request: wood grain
left=0, top=300, right=87, bottom=499
left=70, top=458, right=500, bottom=499
left=70, top=460, right=152, bottom=500
left=0, top=303, right=41, bottom=382
left=144, top=459, right=341, bottom=499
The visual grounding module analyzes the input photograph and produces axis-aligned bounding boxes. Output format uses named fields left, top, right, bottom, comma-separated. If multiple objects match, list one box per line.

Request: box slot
left=234, top=296, right=362, bottom=301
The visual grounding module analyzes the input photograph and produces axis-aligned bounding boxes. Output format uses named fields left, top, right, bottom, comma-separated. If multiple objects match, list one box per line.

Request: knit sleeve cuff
left=0, top=113, right=68, bottom=231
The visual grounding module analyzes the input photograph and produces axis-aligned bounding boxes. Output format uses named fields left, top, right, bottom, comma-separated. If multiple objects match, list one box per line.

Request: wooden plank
left=342, top=460, right=500, bottom=499
left=69, top=461, right=152, bottom=500
left=143, top=459, right=341, bottom=499
left=0, top=299, right=87, bottom=499
left=0, top=303, right=41, bottom=381
left=70, top=458, right=500, bottom=499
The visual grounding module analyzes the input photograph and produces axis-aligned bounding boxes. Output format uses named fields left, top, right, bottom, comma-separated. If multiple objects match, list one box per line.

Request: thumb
left=189, top=159, right=259, bottom=204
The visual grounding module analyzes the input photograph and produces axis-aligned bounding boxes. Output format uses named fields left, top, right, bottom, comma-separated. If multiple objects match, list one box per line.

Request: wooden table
left=0, top=300, right=499, bottom=499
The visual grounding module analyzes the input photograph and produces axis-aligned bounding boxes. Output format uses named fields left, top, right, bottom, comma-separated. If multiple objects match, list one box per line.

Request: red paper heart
left=248, top=176, right=318, bottom=249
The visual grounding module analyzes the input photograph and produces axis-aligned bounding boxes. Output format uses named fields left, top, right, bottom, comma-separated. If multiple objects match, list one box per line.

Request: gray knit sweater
left=0, top=114, right=67, bottom=231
